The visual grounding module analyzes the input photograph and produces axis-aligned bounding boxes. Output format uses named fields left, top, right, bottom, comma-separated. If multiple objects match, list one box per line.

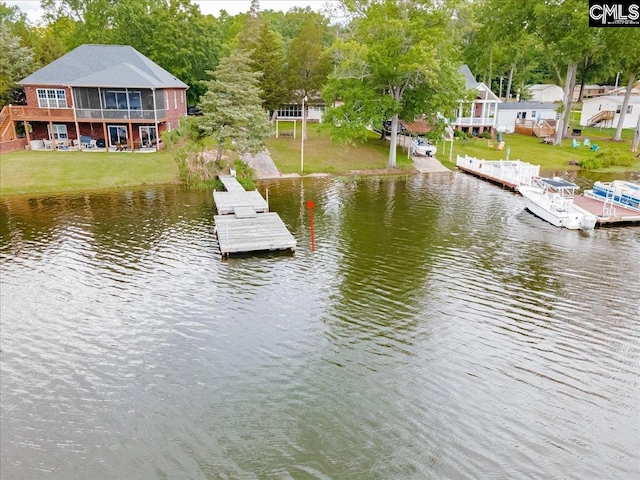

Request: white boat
left=518, top=177, right=597, bottom=232
left=410, top=138, right=437, bottom=156
left=583, top=180, right=640, bottom=212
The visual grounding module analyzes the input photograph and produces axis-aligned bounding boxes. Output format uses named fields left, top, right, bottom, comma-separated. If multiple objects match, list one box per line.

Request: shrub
left=578, top=149, right=634, bottom=170
left=577, top=156, right=603, bottom=170
left=479, top=132, right=492, bottom=139
left=232, top=159, right=256, bottom=191
left=454, top=130, right=470, bottom=140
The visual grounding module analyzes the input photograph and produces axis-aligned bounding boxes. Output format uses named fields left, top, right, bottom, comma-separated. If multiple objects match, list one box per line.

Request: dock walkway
left=213, top=175, right=296, bottom=257
left=456, top=155, right=540, bottom=189
left=573, top=195, right=640, bottom=225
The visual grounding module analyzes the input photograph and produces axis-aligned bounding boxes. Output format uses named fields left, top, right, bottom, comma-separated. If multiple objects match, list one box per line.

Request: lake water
left=1, top=172, right=639, bottom=479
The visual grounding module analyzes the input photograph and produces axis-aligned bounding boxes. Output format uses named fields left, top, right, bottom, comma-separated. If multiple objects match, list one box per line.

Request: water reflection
left=1, top=174, right=639, bottom=479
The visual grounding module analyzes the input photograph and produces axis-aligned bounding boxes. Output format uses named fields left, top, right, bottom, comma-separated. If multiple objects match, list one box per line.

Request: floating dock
left=213, top=175, right=296, bottom=257
left=573, top=195, right=640, bottom=225
left=456, top=155, right=540, bottom=189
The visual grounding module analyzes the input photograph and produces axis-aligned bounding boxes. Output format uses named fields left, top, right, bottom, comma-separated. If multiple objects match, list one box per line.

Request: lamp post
left=300, top=95, right=308, bottom=173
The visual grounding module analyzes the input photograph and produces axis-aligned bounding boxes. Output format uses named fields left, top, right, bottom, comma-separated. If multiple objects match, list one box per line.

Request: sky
left=7, top=0, right=339, bottom=23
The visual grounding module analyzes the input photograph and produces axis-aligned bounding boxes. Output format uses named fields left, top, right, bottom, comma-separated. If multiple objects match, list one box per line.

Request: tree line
left=1, top=0, right=638, bottom=163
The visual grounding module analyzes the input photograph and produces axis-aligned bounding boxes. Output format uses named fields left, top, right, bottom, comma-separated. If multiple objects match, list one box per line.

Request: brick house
left=0, top=44, right=188, bottom=152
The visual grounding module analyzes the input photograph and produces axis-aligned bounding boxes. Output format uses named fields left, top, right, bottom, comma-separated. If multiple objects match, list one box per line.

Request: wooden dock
left=213, top=175, right=296, bottom=257
left=456, top=155, right=540, bottom=190
left=573, top=195, right=640, bottom=226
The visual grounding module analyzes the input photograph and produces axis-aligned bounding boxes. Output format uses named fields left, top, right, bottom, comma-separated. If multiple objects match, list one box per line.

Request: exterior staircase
left=0, top=106, right=15, bottom=142
left=587, top=110, right=615, bottom=127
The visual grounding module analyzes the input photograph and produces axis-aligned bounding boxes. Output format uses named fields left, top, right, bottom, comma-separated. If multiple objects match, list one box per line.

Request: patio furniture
left=487, top=140, right=494, bottom=148
left=495, top=141, right=505, bottom=151
left=591, top=144, right=599, bottom=152
left=572, top=128, right=582, bottom=136
left=96, top=138, right=106, bottom=148
left=583, top=138, right=590, bottom=147
left=56, top=139, right=70, bottom=150
left=89, top=139, right=97, bottom=149
left=43, top=139, right=53, bottom=150
left=72, top=139, right=80, bottom=149
left=81, top=135, right=94, bottom=148
left=571, top=139, right=580, bottom=148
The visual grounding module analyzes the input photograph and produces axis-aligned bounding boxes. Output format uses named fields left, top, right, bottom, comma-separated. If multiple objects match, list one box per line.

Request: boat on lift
left=518, top=177, right=597, bottom=232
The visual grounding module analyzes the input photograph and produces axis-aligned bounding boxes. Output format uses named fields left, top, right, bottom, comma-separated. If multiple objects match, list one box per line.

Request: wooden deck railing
left=587, top=110, right=615, bottom=126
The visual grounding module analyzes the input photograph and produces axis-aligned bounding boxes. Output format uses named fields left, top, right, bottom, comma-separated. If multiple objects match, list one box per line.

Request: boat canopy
left=539, top=177, right=578, bottom=189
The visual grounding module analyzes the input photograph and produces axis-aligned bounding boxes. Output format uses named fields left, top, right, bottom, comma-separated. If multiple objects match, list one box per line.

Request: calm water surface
left=1, top=172, right=639, bottom=479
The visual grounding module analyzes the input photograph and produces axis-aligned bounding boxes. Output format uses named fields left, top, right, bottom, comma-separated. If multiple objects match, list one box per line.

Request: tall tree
left=287, top=16, right=332, bottom=140
left=251, top=23, right=290, bottom=118
left=198, top=50, right=272, bottom=163
left=324, top=0, right=465, bottom=168
left=0, top=22, right=36, bottom=106
left=608, top=28, right=640, bottom=142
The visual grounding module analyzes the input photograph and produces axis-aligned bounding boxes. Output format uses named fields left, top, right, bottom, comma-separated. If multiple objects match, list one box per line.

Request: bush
left=454, top=130, right=470, bottom=140
left=479, top=132, right=492, bottom=139
left=578, top=149, right=634, bottom=170
left=232, top=159, right=256, bottom=190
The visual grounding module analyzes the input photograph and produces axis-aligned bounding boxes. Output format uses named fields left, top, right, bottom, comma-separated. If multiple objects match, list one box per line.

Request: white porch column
left=481, top=101, right=487, bottom=122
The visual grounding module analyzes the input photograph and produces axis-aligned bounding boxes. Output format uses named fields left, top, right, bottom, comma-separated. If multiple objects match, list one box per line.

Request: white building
left=452, top=65, right=501, bottom=135
left=528, top=84, right=563, bottom=103
left=495, top=102, right=558, bottom=133
left=580, top=96, right=640, bottom=129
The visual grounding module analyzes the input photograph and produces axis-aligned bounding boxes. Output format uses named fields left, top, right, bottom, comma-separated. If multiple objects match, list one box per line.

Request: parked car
left=410, top=137, right=437, bottom=157
left=383, top=119, right=405, bottom=135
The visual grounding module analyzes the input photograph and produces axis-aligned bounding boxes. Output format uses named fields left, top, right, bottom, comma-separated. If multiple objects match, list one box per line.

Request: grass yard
left=0, top=150, right=179, bottom=196
left=266, top=124, right=414, bottom=174
left=449, top=131, right=640, bottom=173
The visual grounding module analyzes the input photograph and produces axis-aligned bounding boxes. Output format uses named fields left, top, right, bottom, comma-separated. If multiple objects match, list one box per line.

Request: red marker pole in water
left=306, top=199, right=315, bottom=251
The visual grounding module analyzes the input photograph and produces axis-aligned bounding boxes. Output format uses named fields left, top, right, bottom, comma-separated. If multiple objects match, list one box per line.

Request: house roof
left=583, top=95, right=640, bottom=104
left=20, top=44, right=188, bottom=89
left=401, top=120, right=432, bottom=134
left=497, top=101, right=557, bottom=111
left=529, top=84, right=561, bottom=91
left=459, top=65, right=479, bottom=89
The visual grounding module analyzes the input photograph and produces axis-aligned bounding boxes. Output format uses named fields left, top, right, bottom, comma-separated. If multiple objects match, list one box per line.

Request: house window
left=47, top=124, right=68, bottom=140
left=598, top=104, right=602, bottom=111
left=37, top=88, right=67, bottom=108
left=627, top=105, right=633, bottom=114
left=103, top=91, right=141, bottom=110
left=181, top=91, right=184, bottom=104
left=531, top=111, right=536, bottom=118
left=165, top=91, right=169, bottom=109
left=276, top=104, right=302, bottom=118
left=616, top=105, right=621, bottom=114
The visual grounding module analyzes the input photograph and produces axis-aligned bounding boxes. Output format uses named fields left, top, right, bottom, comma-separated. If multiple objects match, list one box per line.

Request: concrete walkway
left=411, top=154, right=452, bottom=173
left=242, top=150, right=282, bottom=179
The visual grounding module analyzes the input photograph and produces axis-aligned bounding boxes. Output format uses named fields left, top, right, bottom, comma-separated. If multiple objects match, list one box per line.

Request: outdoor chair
left=43, top=139, right=53, bottom=150
left=591, top=144, right=599, bottom=152
left=72, top=139, right=80, bottom=149
left=583, top=138, right=590, bottom=147
left=571, top=139, right=580, bottom=148
left=487, top=140, right=494, bottom=148
left=495, top=141, right=505, bottom=151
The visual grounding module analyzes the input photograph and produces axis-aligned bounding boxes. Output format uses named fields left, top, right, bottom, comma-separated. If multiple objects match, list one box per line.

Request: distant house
left=572, top=84, right=607, bottom=102
left=528, top=84, right=563, bottom=103
left=452, top=65, right=500, bottom=135
left=496, top=102, right=558, bottom=134
left=580, top=96, right=640, bottom=129
left=0, top=44, right=188, bottom=153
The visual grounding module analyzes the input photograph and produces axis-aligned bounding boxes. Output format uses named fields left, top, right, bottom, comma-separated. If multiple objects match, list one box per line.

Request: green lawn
left=266, top=124, right=413, bottom=174
left=0, top=150, right=179, bottom=196
left=449, top=131, right=640, bottom=173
